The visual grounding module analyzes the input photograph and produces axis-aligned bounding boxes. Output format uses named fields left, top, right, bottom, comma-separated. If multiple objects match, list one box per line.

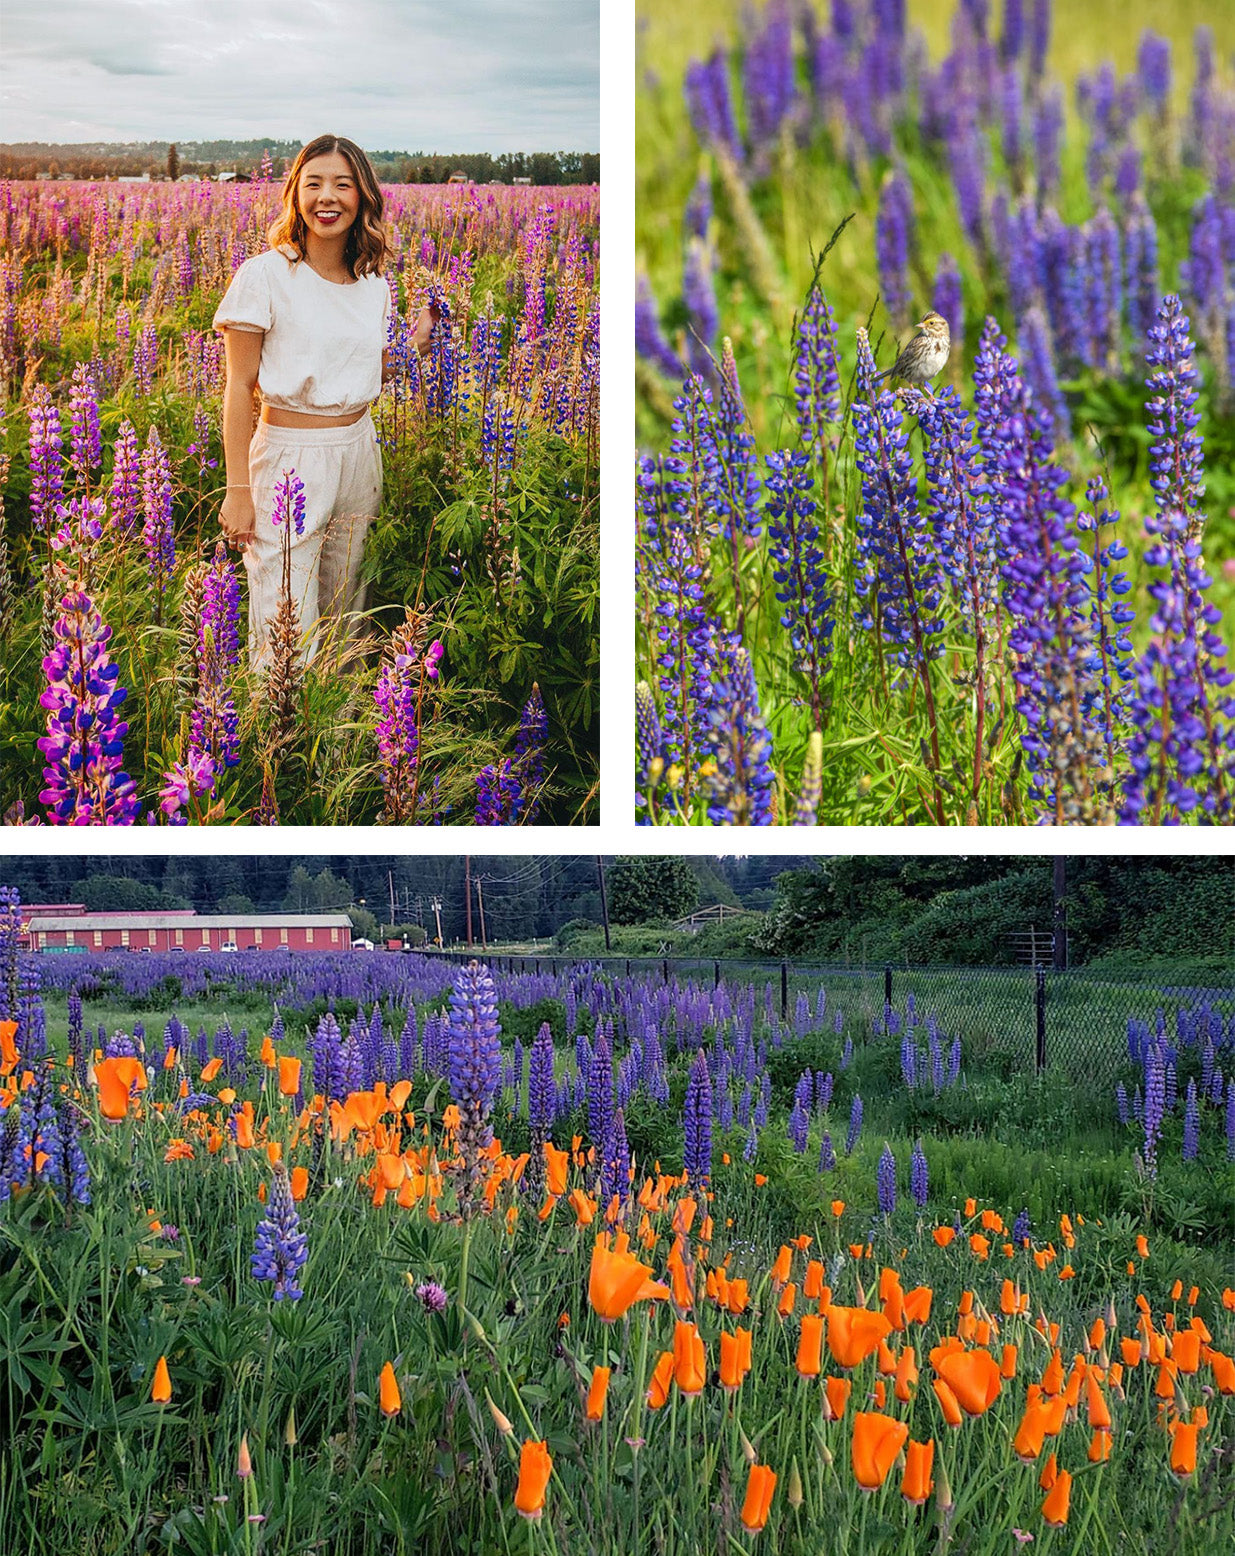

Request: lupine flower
left=158, top=751, right=216, bottom=824
left=706, top=645, right=776, bottom=825
left=876, top=170, right=914, bottom=328
left=1182, top=1078, right=1200, bottom=1160
left=38, top=591, right=140, bottom=825
left=684, top=48, right=742, bottom=162
left=271, top=466, right=306, bottom=536
left=792, top=283, right=842, bottom=455
left=68, top=361, right=102, bottom=477
left=765, top=449, right=833, bottom=728
left=876, top=1143, right=897, bottom=1216
left=846, top=1093, right=863, bottom=1155
left=109, top=419, right=142, bottom=535
left=513, top=684, right=548, bottom=821
left=683, top=1049, right=713, bottom=1183
left=26, top=384, right=64, bottom=532
left=140, top=426, right=175, bottom=599
left=910, top=1138, right=929, bottom=1207
left=251, top=1161, right=309, bottom=1301
left=1143, top=294, right=1206, bottom=541
left=635, top=274, right=686, bottom=380
left=682, top=237, right=718, bottom=379
left=191, top=541, right=241, bottom=771
left=446, top=961, right=502, bottom=1172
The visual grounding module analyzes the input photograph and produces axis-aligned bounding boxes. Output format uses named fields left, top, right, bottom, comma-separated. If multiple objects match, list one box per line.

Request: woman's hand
left=411, top=303, right=439, bottom=357
left=220, top=489, right=257, bottom=549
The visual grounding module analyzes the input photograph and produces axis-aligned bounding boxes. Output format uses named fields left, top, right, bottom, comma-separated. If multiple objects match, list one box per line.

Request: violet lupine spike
left=876, top=170, right=914, bottom=329
left=684, top=48, right=743, bottom=163
left=765, top=448, right=833, bottom=729
left=191, top=541, right=241, bottom=771
left=1076, top=474, right=1136, bottom=777
left=1143, top=294, right=1206, bottom=541
left=635, top=274, right=685, bottom=380
left=68, top=361, right=102, bottom=478
left=446, top=961, right=502, bottom=1180
left=876, top=1143, right=897, bottom=1216
left=910, top=1139, right=929, bottom=1208
left=37, top=590, right=139, bottom=825
left=271, top=466, right=307, bottom=536
left=792, top=282, right=842, bottom=457
left=158, top=751, right=216, bottom=825
left=374, top=647, right=426, bottom=824
left=26, top=384, right=64, bottom=533
left=140, top=426, right=175, bottom=598
left=251, top=1161, right=308, bottom=1301
left=845, top=1093, right=862, bottom=1155
left=742, top=0, right=796, bottom=171
left=705, top=645, right=775, bottom=826
left=109, top=419, right=142, bottom=535
left=513, top=684, right=548, bottom=822
left=932, top=252, right=964, bottom=352
left=474, top=759, right=520, bottom=825
left=682, top=236, right=719, bottom=380
left=683, top=1049, right=712, bottom=1184
left=1182, top=1078, right=1200, bottom=1161
left=635, top=680, right=664, bottom=824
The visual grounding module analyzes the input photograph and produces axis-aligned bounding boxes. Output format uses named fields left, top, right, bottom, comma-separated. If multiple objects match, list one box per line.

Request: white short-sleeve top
left=212, top=244, right=391, bottom=415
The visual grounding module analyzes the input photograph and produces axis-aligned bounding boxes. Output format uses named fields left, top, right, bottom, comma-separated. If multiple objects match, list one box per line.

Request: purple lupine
left=1012, top=1207, right=1032, bottom=1247
left=474, top=759, right=520, bottom=825
left=1085, top=208, right=1122, bottom=374
left=765, top=448, right=833, bottom=728
left=158, top=750, right=216, bottom=824
left=1143, top=295, right=1206, bottom=536
left=845, top=1093, right=863, bottom=1155
left=191, top=541, right=241, bottom=770
left=910, top=1138, right=929, bottom=1208
left=948, top=115, right=987, bottom=252
left=68, top=361, right=102, bottom=478
left=682, top=237, right=719, bottom=379
left=26, top=384, right=64, bottom=532
left=271, top=466, right=307, bottom=537
left=251, top=1161, right=308, bottom=1301
left=876, top=1143, right=897, bottom=1216
left=743, top=0, right=796, bottom=169
left=1033, top=86, right=1064, bottom=202
left=900, top=1034, right=917, bottom=1089
left=140, top=426, right=175, bottom=600
left=1077, top=473, right=1135, bottom=776
left=1115, top=1081, right=1129, bottom=1126
left=1018, top=305, right=1069, bottom=445
left=635, top=680, right=664, bottom=823
left=108, top=419, right=142, bottom=535
left=446, top=962, right=501, bottom=1146
left=788, top=1098, right=810, bottom=1153
left=1182, top=1078, right=1200, bottom=1161
left=513, top=684, right=548, bottom=822
left=705, top=645, right=775, bottom=825
left=683, top=1049, right=713, bottom=1184
left=37, top=591, right=139, bottom=825
left=1138, top=32, right=1171, bottom=118
left=999, top=66, right=1023, bottom=177
left=1001, top=0, right=1024, bottom=65
left=876, top=171, right=914, bottom=329
left=62, top=1097, right=90, bottom=1205
left=1114, top=146, right=1141, bottom=200
left=587, top=1031, right=613, bottom=1155
left=636, top=275, right=685, bottom=379
left=1142, top=1046, right=1166, bottom=1177
left=1227, top=1078, right=1235, bottom=1162
left=792, top=283, right=842, bottom=456
left=374, top=648, right=422, bottom=821
left=818, top=1130, right=836, bottom=1171
left=932, top=253, right=964, bottom=352
left=684, top=48, right=743, bottom=162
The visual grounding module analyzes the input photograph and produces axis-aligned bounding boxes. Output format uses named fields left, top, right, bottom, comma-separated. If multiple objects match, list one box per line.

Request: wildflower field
left=0, top=175, right=599, bottom=824
left=634, top=0, right=1235, bottom=824
left=2, top=894, right=1232, bottom=1553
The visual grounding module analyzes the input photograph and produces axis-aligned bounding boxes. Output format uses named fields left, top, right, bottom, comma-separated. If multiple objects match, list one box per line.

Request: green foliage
left=608, top=856, right=700, bottom=924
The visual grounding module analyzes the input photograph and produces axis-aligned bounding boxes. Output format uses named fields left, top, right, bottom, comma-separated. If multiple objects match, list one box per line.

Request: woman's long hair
left=267, top=135, right=389, bottom=277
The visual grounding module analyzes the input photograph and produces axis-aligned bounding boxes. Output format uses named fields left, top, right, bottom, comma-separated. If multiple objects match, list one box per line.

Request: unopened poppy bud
left=818, top=1439, right=833, bottom=1467
left=935, top=1453, right=953, bottom=1513
left=236, top=1434, right=253, bottom=1479
left=738, top=1426, right=757, bottom=1465
left=486, top=1390, right=514, bottom=1436
left=787, top=1457, right=803, bottom=1508
left=284, top=1406, right=297, bottom=1447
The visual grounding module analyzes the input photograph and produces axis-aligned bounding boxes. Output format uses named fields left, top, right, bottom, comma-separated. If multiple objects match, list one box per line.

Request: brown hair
left=267, top=135, right=389, bottom=277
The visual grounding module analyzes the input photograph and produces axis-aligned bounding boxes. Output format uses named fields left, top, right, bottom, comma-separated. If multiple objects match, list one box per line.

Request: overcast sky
left=0, top=0, right=598, bottom=150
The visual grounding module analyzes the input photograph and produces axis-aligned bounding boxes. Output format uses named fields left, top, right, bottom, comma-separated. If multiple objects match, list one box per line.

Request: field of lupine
left=634, top=0, right=1235, bottom=824
left=2, top=892, right=1233, bottom=1552
left=0, top=174, right=599, bottom=824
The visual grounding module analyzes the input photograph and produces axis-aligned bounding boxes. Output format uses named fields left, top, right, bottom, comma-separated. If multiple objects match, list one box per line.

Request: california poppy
left=586, top=1365, right=611, bottom=1422
left=589, top=1238, right=654, bottom=1323
left=673, top=1320, right=706, bottom=1396
left=94, top=1056, right=147, bottom=1121
left=852, top=1410, right=909, bottom=1491
left=796, top=1314, right=824, bottom=1378
left=826, top=1305, right=893, bottom=1369
left=1169, top=1421, right=1199, bottom=1477
left=0, top=1020, right=18, bottom=1075
left=740, top=1464, right=776, bottom=1532
left=1171, top=1329, right=1201, bottom=1374
left=901, top=1438, right=934, bottom=1505
left=932, top=1377, right=963, bottom=1428
left=720, top=1328, right=752, bottom=1391
left=932, top=1226, right=956, bottom=1247
left=770, top=1245, right=793, bottom=1286
left=823, top=1374, right=851, bottom=1422
left=151, top=1355, right=172, bottom=1404
left=514, top=1439, right=552, bottom=1520
left=379, top=1361, right=401, bottom=1417
left=647, top=1350, right=675, bottom=1409
left=935, top=1348, right=1001, bottom=1417
left=278, top=1056, right=301, bottom=1096
left=1041, top=1467, right=1071, bottom=1527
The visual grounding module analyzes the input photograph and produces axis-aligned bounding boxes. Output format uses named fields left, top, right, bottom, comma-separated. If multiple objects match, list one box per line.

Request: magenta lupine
left=26, top=384, right=64, bottom=532
left=68, top=361, right=103, bottom=479
left=109, top=420, right=142, bottom=535
left=37, top=590, right=139, bottom=825
left=271, top=467, right=307, bottom=536
left=158, top=750, right=216, bottom=824
left=191, top=541, right=241, bottom=770
left=140, top=426, right=175, bottom=599
left=374, top=636, right=442, bottom=824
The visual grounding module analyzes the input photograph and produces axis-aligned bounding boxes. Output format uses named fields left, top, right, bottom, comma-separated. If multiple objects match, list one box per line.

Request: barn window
left=122, top=929, right=131, bottom=947
left=175, top=928, right=184, bottom=946
left=94, top=930, right=103, bottom=947
left=66, top=930, right=75, bottom=945
left=280, top=927, right=289, bottom=945
left=255, top=928, right=264, bottom=946
left=148, top=929, right=157, bottom=946
left=306, top=927, right=314, bottom=944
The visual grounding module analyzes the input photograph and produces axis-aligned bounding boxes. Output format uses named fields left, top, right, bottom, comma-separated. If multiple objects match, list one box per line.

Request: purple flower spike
left=251, top=1162, right=308, bottom=1301
left=683, top=1049, right=713, bottom=1184
left=877, top=1143, right=897, bottom=1216
left=271, top=467, right=306, bottom=537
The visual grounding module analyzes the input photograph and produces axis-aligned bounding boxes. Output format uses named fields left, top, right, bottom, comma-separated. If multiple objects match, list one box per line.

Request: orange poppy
left=1085, top=1370, right=1112, bottom=1430
left=647, top=1350, right=675, bottom=1409
left=740, top=1464, right=777, bottom=1533
left=777, top=1282, right=798, bottom=1319
left=586, top=1365, right=611, bottom=1422
left=1041, top=1468, right=1071, bottom=1527
left=932, top=1226, right=956, bottom=1247
left=823, top=1374, right=851, bottom=1422
left=796, top=1314, right=824, bottom=1378
left=932, top=1377, right=963, bottom=1428
left=903, top=1286, right=933, bottom=1325
left=720, top=1328, right=753, bottom=1391
left=1172, top=1329, right=1201, bottom=1374
left=94, top=1056, right=147, bottom=1121
left=151, top=1355, right=172, bottom=1404
left=673, top=1321, right=706, bottom=1396
left=831, top=1199, right=845, bottom=1217
left=588, top=1238, right=653, bottom=1322
left=894, top=1345, right=919, bottom=1403
left=826, top=1305, right=893, bottom=1370
left=379, top=1362, right=401, bottom=1417
left=290, top=1165, right=309, bottom=1201
left=0, top=1020, right=18, bottom=1075
left=770, top=1245, right=792, bottom=1286
left=260, top=1035, right=276, bottom=1068
left=514, top=1439, right=553, bottom=1520
left=804, top=1260, right=826, bottom=1300
left=851, top=1411, right=909, bottom=1491
left=901, top=1438, right=934, bottom=1505
left=935, top=1348, right=1001, bottom=1417
left=1088, top=1428, right=1112, bottom=1463
left=200, top=1057, right=223, bottom=1083
left=1169, top=1421, right=1199, bottom=1477
left=1000, top=1344, right=1018, bottom=1381
left=278, top=1056, right=301, bottom=1096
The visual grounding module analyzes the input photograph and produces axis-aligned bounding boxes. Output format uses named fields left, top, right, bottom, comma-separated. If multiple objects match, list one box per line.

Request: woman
left=213, top=133, right=436, bottom=667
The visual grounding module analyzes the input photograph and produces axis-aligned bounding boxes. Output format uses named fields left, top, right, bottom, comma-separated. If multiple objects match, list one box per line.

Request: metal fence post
left=714, top=960, right=721, bottom=989
left=663, top=958, right=670, bottom=985
left=1035, top=966, right=1047, bottom=1073
left=781, top=960, right=789, bottom=1019
left=884, top=963, right=893, bottom=1010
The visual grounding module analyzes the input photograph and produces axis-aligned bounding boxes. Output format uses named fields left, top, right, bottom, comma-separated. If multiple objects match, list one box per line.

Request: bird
left=872, top=311, right=951, bottom=391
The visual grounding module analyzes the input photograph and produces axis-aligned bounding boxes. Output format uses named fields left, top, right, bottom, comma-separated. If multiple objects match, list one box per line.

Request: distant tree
left=80, top=874, right=173, bottom=911
left=348, top=905, right=380, bottom=942
left=420, top=164, right=433, bottom=183
left=167, top=144, right=180, bottom=180
left=217, top=892, right=255, bottom=915
left=284, top=866, right=315, bottom=911
left=608, top=857, right=698, bottom=925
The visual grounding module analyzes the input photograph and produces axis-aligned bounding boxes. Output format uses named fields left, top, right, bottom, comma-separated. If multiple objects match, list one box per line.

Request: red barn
left=25, top=912, right=353, bottom=953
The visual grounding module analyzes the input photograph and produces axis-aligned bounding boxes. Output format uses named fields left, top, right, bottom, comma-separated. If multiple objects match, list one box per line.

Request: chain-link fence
left=435, top=951, right=1234, bottom=1081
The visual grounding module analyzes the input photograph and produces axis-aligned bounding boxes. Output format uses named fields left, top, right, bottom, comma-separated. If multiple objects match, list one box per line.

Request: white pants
left=245, top=411, right=382, bottom=669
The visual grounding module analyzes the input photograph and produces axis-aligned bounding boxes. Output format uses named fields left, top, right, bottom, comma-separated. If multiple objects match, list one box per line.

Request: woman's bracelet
left=226, top=484, right=252, bottom=489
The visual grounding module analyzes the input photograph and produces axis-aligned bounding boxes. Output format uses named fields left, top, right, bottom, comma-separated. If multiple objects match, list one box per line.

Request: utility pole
left=1052, top=857, right=1067, bottom=970
left=596, top=855, right=611, bottom=951
left=431, top=896, right=443, bottom=947
left=464, top=856, right=473, bottom=948
left=475, top=875, right=488, bottom=950
left=388, top=869, right=396, bottom=930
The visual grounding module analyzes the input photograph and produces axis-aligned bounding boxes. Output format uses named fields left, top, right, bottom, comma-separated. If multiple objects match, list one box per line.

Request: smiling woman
left=214, top=134, right=436, bottom=669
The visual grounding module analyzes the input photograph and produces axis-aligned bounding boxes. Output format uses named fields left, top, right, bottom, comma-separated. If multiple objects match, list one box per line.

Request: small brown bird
left=873, top=311, right=951, bottom=390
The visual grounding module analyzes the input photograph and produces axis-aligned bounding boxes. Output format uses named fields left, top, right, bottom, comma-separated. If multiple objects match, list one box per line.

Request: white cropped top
left=212, top=245, right=391, bottom=415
